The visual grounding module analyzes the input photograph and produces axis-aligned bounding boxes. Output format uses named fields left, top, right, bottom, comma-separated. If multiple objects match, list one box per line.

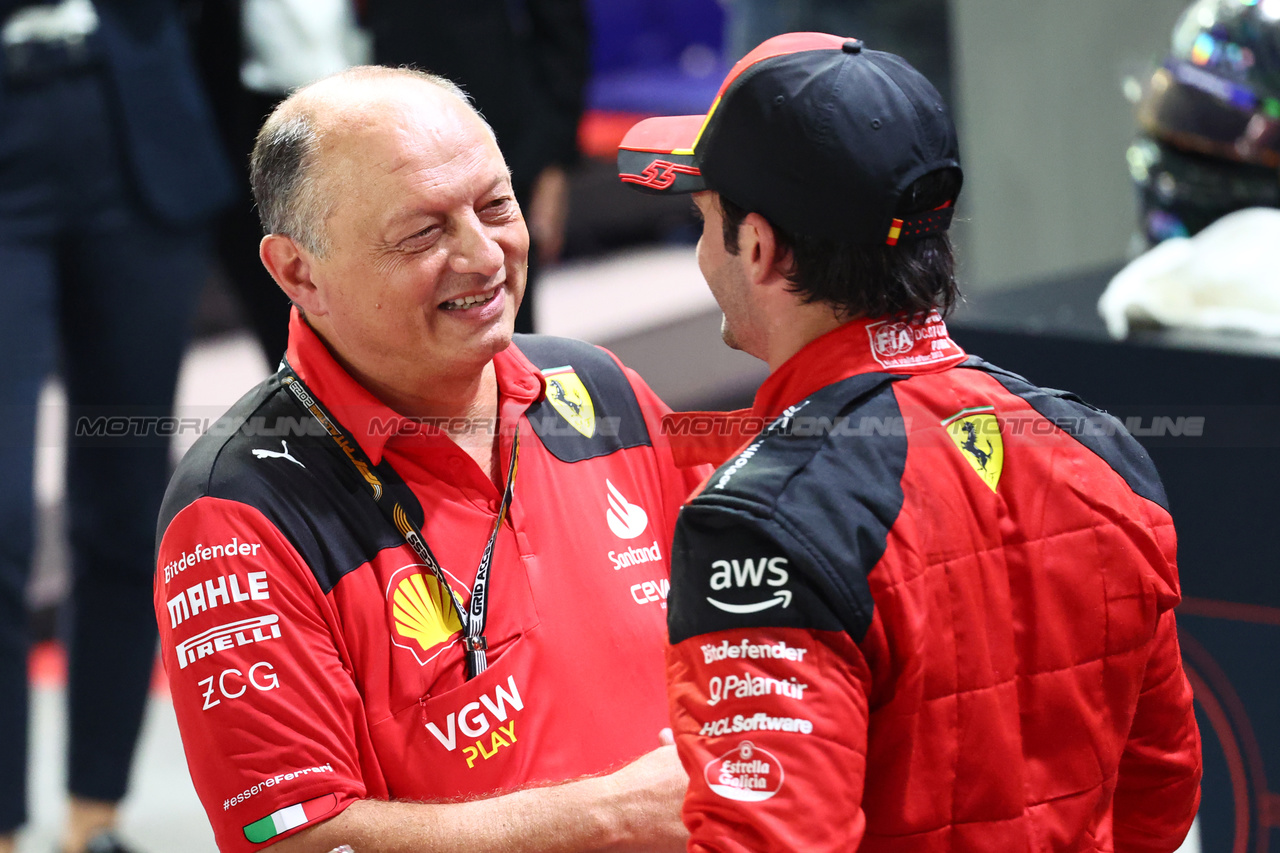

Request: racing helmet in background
left=1130, top=0, right=1280, bottom=243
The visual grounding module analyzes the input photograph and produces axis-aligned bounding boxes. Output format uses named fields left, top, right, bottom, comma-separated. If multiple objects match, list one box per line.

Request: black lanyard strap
left=278, top=361, right=518, bottom=679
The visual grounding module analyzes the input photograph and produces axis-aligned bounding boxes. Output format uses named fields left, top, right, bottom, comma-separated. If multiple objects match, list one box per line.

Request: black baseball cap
left=617, top=32, right=962, bottom=245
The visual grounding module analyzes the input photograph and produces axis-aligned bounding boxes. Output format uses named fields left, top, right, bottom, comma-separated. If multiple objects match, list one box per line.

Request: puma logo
left=251, top=440, right=305, bottom=468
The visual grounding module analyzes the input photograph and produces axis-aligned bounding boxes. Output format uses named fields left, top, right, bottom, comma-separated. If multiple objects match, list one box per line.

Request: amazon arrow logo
left=705, top=556, right=791, bottom=613
left=707, top=589, right=792, bottom=614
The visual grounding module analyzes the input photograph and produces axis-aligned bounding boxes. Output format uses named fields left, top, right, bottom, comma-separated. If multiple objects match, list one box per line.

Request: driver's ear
left=739, top=212, right=791, bottom=289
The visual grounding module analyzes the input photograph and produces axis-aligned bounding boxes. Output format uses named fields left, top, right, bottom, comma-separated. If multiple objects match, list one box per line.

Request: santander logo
left=605, top=480, right=649, bottom=539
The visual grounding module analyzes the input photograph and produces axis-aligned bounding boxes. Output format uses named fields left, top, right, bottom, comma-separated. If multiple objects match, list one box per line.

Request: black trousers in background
left=0, top=66, right=209, bottom=832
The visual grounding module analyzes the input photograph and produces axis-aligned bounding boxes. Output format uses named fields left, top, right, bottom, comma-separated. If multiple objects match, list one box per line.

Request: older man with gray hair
left=154, top=66, right=701, bottom=853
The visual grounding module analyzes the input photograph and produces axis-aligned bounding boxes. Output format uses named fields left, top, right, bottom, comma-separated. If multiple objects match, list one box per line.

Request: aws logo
left=706, top=557, right=791, bottom=614
left=387, top=565, right=464, bottom=665
left=541, top=365, right=595, bottom=438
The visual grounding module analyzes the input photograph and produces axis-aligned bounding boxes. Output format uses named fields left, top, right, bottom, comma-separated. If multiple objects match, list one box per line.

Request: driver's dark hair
left=719, top=168, right=962, bottom=319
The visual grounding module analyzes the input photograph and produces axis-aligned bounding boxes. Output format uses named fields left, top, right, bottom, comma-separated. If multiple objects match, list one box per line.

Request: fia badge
left=541, top=365, right=596, bottom=438
left=941, top=406, right=1003, bottom=492
left=865, top=310, right=964, bottom=370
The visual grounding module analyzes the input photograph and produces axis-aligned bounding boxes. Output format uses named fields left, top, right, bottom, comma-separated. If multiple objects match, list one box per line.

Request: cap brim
left=616, top=34, right=852, bottom=196
left=617, top=115, right=709, bottom=195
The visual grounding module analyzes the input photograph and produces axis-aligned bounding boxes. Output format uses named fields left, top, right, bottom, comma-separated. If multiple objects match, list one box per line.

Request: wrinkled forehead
left=312, top=86, right=509, bottom=217
left=316, top=83, right=487, bottom=169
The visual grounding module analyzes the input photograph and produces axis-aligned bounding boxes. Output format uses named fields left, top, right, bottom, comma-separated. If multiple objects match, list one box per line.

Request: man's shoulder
left=671, top=373, right=905, bottom=644
left=948, top=356, right=1169, bottom=510
left=162, top=374, right=292, bottom=518
left=511, top=333, right=635, bottom=391
left=689, top=371, right=905, bottom=517
left=158, top=373, right=399, bottom=594
left=512, top=333, right=612, bottom=365
left=511, top=334, right=656, bottom=463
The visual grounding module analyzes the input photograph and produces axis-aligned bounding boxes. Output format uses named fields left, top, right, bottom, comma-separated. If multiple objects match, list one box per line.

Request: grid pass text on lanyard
left=278, top=363, right=518, bottom=679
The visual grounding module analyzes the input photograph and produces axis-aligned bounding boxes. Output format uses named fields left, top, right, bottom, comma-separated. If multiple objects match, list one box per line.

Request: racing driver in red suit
left=618, top=33, right=1202, bottom=851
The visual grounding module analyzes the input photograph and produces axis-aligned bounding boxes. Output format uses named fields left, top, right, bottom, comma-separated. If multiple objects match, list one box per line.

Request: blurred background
left=10, top=0, right=1278, bottom=851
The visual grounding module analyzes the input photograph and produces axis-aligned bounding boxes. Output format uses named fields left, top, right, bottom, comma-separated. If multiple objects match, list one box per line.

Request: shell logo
left=391, top=571, right=463, bottom=655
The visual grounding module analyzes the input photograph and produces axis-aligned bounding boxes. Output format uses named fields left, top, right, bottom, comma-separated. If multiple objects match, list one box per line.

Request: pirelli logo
left=175, top=615, right=282, bottom=669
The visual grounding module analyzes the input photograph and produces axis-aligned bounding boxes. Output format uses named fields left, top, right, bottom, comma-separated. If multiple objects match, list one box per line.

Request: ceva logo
left=605, top=480, right=648, bottom=539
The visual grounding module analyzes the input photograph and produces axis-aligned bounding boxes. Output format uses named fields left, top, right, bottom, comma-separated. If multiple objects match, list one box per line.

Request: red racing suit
left=665, top=312, right=1202, bottom=852
left=155, top=313, right=705, bottom=852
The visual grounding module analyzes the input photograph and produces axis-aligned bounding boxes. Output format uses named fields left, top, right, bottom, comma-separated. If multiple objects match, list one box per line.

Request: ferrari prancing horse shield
left=941, top=405, right=1003, bottom=492
left=541, top=365, right=596, bottom=438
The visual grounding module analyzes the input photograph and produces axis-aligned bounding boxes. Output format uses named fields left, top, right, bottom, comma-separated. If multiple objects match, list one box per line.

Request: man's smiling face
left=304, top=82, right=529, bottom=390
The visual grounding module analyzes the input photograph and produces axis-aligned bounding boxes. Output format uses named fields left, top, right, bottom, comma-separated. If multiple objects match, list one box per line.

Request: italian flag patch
left=243, top=793, right=337, bottom=843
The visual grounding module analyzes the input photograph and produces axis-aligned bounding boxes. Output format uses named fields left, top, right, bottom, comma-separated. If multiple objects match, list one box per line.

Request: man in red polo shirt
left=155, top=66, right=702, bottom=852
left=618, top=33, right=1202, bottom=851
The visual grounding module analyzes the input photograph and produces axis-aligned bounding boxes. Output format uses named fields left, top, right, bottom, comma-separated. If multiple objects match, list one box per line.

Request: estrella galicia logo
left=704, top=740, right=785, bottom=802
left=706, top=556, right=791, bottom=614
left=605, top=479, right=649, bottom=539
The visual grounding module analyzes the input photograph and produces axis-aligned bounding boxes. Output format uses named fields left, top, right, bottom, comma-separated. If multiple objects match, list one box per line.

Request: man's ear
left=739, top=212, right=791, bottom=289
left=260, top=234, right=328, bottom=316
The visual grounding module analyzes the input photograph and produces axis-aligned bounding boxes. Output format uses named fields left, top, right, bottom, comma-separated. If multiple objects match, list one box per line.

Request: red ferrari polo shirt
left=155, top=312, right=705, bottom=851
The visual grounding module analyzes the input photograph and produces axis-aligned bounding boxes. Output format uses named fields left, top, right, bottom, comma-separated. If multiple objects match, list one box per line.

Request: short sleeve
left=154, top=496, right=367, bottom=852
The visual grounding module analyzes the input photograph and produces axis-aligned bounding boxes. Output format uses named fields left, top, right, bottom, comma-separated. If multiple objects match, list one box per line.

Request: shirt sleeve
left=1113, top=609, right=1202, bottom=852
left=666, top=505, right=872, bottom=852
left=154, top=496, right=368, bottom=853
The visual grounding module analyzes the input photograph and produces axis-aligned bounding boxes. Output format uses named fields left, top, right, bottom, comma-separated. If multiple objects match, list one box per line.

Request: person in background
left=619, top=32, right=1202, bottom=851
left=155, top=66, right=701, bottom=853
left=0, top=1, right=232, bottom=852
left=364, top=0, right=590, bottom=333
left=1127, top=0, right=1280, bottom=245
left=191, top=0, right=369, bottom=364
